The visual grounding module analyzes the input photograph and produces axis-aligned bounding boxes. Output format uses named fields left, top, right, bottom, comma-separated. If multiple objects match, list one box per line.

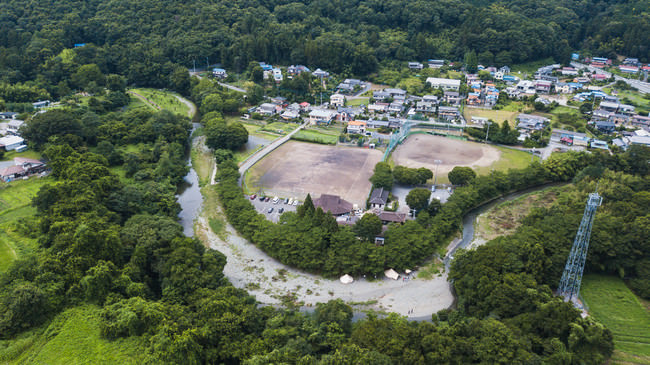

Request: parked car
left=250, top=194, right=257, bottom=200
left=278, top=208, right=284, bottom=214
left=259, top=196, right=265, bottom=201
left=267, top=207, right=274, bottom=213
left=265, top=197, right=271, bottom=202
left=284, top=198, right=289, bottom=204
left=292, top=200, right=298, bottom=206
left=273, top=196, right=279, bottom=204
left=288, top=198, right=293, bottom=205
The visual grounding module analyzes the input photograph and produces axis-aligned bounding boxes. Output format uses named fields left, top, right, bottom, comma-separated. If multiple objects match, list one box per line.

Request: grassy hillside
left=0, top=178, right=48, bottom=271
left=582, top=275, right=650, bottom=364
left=0, top=305, right=148, bottom=364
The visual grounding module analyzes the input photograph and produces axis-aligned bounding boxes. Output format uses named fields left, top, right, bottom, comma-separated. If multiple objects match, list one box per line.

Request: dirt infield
left=392, top=134, right=501, bottom=178
left=247, top=141, right=383, bottom=206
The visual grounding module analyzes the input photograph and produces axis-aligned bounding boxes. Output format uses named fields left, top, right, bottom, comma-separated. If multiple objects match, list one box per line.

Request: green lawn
left=509, top=57, right=555, bottom=75
left=463, top=108, right=519, bottom=126
left=474, top=146, right=532, bottom=176
left=3, top=150, right=42, bottom=161
left=582, top=274, right=650, bottom=362
left=0, top=305, right=148, bottom=364
left=291, top=129, right=338, bottom=144
left=125, top=94, right=154, bottom=112
left=346, top=98, right=369, bottom=106
left=0, top=178, right=49, bottom=271
left=261, top=122, right=298, bottom=134
left=129, top=88, right=190, bottom=117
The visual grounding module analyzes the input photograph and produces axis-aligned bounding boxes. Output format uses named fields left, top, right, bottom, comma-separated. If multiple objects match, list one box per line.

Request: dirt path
left=174, top=95, right=196, bottom=119
left=127, top=90, right=162, bottom=110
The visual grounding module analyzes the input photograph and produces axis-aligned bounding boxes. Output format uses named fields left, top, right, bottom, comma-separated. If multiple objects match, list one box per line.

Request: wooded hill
left=0, top=0, right=649, bottom=92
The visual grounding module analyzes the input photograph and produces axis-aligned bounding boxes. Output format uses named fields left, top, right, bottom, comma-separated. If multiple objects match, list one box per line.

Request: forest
left=0, top=0, right=650, bottom=97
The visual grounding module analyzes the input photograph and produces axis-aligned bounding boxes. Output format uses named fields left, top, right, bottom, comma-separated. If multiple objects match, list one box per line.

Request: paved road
left=217, top=82, right=246, bottom=93
left=571, top=61, right=650, bottom=94
left=238, top=122, right=306, bottom=180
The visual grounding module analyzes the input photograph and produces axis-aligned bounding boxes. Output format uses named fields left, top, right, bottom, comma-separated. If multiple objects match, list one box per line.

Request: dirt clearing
left=246, top=141, right=383, bottom=207
left=392, top=134, right=501, bottom=178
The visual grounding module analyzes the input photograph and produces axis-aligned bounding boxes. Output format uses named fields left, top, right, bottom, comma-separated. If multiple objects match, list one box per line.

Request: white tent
left=340, top=274, right=354, bottom=284
left=405, top=269, right=412, bottom=274
left=384, top=269, right=399, bottom=280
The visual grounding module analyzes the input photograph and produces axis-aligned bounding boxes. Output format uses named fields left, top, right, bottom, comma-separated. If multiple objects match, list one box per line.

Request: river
left=176, top=123, right=203, bottom=237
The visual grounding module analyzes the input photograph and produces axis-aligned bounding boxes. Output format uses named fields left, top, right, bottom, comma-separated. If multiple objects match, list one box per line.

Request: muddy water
left=176, top=123, right=203, bottom=237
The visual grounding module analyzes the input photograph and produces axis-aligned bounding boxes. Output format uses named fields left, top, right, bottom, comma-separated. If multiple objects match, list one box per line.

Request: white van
left=273, top=196, right=279, bottom=204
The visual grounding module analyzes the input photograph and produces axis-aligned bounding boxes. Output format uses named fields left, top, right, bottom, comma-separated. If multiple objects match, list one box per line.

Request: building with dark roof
left=369, top=187, right=389, bottom=209
left=313, top=194, right=353, bottom=216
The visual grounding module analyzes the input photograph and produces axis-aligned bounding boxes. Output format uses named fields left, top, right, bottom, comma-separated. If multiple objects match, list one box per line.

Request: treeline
left=0, top=0, right=649, bottom=96
left=466, top=120, right=520, bottom=145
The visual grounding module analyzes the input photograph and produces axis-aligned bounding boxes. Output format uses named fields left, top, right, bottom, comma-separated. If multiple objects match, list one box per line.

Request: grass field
left=291, top=129, right=338, bottom=144
left=261, top=122, right=298, bottom=134
left=2, top=150, right=42, bottom=161
left=509, top=57, right=555, bottom=75
left=346, top=98, right=370, bottom=106
left=463, top=108, right=519, bottom=126
left=0, top=178, right=48, bottom=271
left=0, top=305, right=148, bottom=364
left=129, top=88, right=190, bottom=116
left=474, top=146, right=533, bottom=176
left=582, top=275, right=650, bottom=363
left=475, top=185, right=566, bottom=242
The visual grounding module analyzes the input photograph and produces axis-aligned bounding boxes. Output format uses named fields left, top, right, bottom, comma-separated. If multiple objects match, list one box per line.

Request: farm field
left=291, top=128, right=339, bottom=144
left=0, top=178, right=49, bottom=271
left=245, top=141, right=382, bottom=207
left=391, top=134, right=530, bottom=184
left=463, top=108, right=519, bottom=126
left=582, top=275, right=650, bottom=363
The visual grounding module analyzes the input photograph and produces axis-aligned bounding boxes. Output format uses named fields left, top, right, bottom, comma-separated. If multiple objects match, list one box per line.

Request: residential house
left=499, top=66, right=511, bottom=74
left=388, top=101, right=404, bottom=114
left=309, top=109, right=337, bottom=125
left=590, top=139, right=609, bottom=150
left=377, top=211, right=407, bottom=225
left=631, top=114, right=650, bottom=131
left=443, top=91, right=461, bottom=105
left=427, top=59, right=445, bottom=68
left=516, top=80, right=536, bottom=95
left=618, top=104, right=635, bottom=115
left=599, top=101, right=619, bottom=113
left=0, top=135, right=24, bottom=151
left=287, top=65, right=310, bottom=77
left=408, top=62, right=423, bottom=70
left=280, top=109, right=300, bottom=121
left=551, top=129, right=588, bottom=145
left=299, top=102, right=311, bottom=112
left=623, top=58, right=640, bottom=66
left=313, top=194, right=353, bottom=216
left=271, top=96, right=287, bottom=105
left=0, top=157, right=45, bottom=182
left=471, top=116, right=489, bottom=125
left=272, top=68, right=283, bottom=83
left=32, top=100, right=50, bottom=109
left=259, top=62, right=273, bottom=71
left=330, top=93, right=346, bottom=108
left=595, top=120, right=616, bottom=133
left=368, top=103, right=389, bottom=114
left=608, top=113, right=629, bottom=125
left=384, top=88, right=407, bottom=99
left=619, top=65, right=639, bottom=74
left=503, top=75, right=518, bottom=82
left=373, top=91, right=391, bottom=101
left=438, top=106, right=460, bottom=121
left=346, top=120, right=367, bottom=134
left=517, top=114, right=549, bottom=132
left=611, top=138, right=628, bottom=151
left=415, top=100, right=437, bottom=114
left=423, top=95, right=439, bottom=104
left=466, top=92, right=481, bottom=106
left=426, top=77, right=460, bottom=91
left=627, top=135, right=650, bottom=146
left=535, top=80, right=553, bottom=94
left=312, top=69, right=330, bottom=78
left=369, top=187, right=389, bottom=209
left=0, top=112, right=18, bottom=120
left=212, top=68, right=227, bottom=79
left=7, top=120, right=24, bottom=135
left=337, top=107, right=362, bottom=122
left=574, top=77, right=590, bottom=84
left=591, top=109, right=612, bottom=121
left=257, top=103, right=277, bottom=116
left=561, top=67, right=578, bottom=76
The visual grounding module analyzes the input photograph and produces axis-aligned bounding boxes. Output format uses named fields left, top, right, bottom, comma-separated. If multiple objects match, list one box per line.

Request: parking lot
left=248, top=194, right=300, bottom=222
left=391, top=184, right=453, bottom=214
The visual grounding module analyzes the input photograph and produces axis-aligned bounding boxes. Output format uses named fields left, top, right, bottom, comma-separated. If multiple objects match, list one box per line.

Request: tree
left=448, top=167, right=477, bottom=186
left=204, top=118, right=248, bottom=151
left=464, top=50, right=478, bottom=73
left=71, top=64, right=105, bottom=90
left=370, top=162, right=393, bottom=190
left=405, top=188, right=431, bottom=212
left=170, top=67, right=191, bottom=96
left=353, top=214, right=382, bottom=241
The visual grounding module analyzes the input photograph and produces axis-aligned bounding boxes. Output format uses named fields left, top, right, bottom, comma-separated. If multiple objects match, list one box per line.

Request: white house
left=309, top=109, right=337, bottom=125
left=0, top=135, right=24, bottom=151
left=330, top=93, right=346, bottom=108
left=426, top=77, right=460, bottom=91
left=346, top=120, right=366, bottom=134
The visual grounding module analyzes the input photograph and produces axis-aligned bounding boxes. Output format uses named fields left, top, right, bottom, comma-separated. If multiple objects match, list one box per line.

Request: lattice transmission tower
left=558, top=191, right=602, bottom=303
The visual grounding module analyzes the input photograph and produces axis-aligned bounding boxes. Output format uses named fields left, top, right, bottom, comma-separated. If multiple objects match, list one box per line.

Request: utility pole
left=558, top=191, right=602, bottom=305
left=206, top=57, right=209, bottom=71
left=485, top=121, right=492, bottom=143
left=193, top=59, right=196, bottom=73
left=531, top=147, right=536, bottom=163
